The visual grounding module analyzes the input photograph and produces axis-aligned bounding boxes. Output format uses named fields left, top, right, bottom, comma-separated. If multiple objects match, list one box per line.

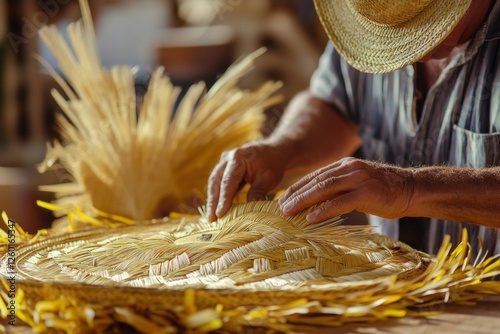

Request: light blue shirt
left=310, top=3, right=500, bottom=256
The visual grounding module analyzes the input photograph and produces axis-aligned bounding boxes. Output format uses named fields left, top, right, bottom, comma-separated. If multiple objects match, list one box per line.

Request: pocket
left=450, top=125, right=500, bottom=167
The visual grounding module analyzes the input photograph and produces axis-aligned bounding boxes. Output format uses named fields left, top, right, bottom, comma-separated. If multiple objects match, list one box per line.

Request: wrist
left=405, top=166, right=492, bottom=222
left=405, top=166, right=443, bottom=218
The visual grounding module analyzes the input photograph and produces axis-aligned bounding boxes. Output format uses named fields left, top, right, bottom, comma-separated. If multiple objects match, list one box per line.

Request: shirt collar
left=403, top=4, right=499, bottom=76
left=457, top=2, right=500, bottom=65
left=485, top=0, right=500, bottom=41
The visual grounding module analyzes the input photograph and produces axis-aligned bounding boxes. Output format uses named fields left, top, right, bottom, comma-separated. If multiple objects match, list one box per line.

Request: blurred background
left=0, top=0, right=343, bottom=233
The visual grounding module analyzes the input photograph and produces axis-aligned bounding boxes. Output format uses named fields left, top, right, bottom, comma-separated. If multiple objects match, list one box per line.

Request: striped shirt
left=310, top=3, right=500, bottom=256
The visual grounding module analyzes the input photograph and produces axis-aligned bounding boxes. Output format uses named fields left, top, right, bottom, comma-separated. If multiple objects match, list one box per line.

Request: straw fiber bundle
left=1, top=202, right=500, bottom=333
left=36, top=0, right=282, bottom=230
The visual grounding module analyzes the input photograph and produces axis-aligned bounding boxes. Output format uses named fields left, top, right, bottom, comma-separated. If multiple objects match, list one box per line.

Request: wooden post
left=1, top=0, right=46, bottom=164
left=22, top=0, right=45, bottom=150
left=0, top=1, right=5, bottom=38
left=0, top=0, right=6, bottom=147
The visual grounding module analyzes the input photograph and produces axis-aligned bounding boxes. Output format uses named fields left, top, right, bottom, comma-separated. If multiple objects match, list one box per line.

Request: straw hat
left=313, top=0, right=473, bottom=73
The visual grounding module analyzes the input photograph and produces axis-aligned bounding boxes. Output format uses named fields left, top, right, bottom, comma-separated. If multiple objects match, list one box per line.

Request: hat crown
left=349, top=0, right=433, bottom=25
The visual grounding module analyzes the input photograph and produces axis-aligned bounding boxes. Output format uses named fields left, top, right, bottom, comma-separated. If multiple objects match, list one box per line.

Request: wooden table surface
left=5, top=296, right=500, bottom=333
left=314, top=295, right=500, bottom=334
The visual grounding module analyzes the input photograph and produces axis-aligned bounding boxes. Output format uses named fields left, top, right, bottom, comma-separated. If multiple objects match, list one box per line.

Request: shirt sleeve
left=309, top=42, right=358, bottom=124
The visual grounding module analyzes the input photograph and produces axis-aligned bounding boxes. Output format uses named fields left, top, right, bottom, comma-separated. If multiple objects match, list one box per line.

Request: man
left=206, top=0, right=500, bottom=256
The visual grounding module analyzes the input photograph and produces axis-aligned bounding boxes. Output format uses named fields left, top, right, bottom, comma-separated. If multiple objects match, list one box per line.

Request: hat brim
left=313, top=0, right=472, bottom=74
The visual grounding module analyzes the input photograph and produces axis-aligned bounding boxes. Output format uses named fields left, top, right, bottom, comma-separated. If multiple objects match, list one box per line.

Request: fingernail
left=281, top=202, right=292, bottom=214
left=280, top=197, right=291, bottom=209
left=216, top=204, right=223, bottom=216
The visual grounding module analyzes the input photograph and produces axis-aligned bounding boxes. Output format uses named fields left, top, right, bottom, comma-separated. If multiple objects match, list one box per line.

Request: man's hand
left=207, top=142, right=289, bottom=221
left=278, top=157, right=415, bottom=223
left=206, top=90, right=362, bottom=222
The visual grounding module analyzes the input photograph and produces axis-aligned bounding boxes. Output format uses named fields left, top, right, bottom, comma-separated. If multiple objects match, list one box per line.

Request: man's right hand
left=206, top=142, right=289, bottom=221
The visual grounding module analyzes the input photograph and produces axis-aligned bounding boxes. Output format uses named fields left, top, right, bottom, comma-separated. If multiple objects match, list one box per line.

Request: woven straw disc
left=1, top=201, right=429, bottom=310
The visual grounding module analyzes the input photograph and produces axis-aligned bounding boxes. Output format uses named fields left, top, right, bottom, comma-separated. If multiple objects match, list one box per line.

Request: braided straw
left=313, top=0, right=472, bottom=73
left=4, top=201, right=427, bottom=289
left=1, top=202, right=500, bottom=333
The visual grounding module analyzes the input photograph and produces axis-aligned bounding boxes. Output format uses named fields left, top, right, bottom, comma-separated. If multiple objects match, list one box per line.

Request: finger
left=278, top=167, right=325, bottom=205
left=279, top=162, right=346, bottom=210
left=247, top=169, right=275, bottom=202
left=306, top=191, right=359, bottom=224
left=215, top=157, right=246, bottom=218
left=280, top=158, right=367, bottom=208
left=278, top=158, right=354, bottom=205
left=282, top=173, right=352, bottom=216
left=280, top=177, right=319, bottom=215
left=206, top=161, right=228, bottom=221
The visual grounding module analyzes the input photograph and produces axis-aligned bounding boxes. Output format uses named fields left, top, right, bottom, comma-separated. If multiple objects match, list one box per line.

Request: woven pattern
left=2, top=203, right=500, bottom=333
left=4, top=202, right=428, bottom=290
left=313, top=0, right=472, bottom=73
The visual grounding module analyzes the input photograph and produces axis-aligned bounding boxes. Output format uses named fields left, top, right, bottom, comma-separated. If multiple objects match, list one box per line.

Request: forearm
left=265, top=90, right=361, bottom=174
left=408, top=166, right=500, bottom=228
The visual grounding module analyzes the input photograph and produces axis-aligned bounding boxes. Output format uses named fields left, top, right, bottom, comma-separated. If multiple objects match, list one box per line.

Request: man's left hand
left=278, top=157, right=415, bottom=223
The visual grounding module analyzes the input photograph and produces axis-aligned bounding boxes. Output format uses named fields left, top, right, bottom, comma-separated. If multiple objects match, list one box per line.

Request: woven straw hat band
left=349, top=0, right=433, bottom=25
